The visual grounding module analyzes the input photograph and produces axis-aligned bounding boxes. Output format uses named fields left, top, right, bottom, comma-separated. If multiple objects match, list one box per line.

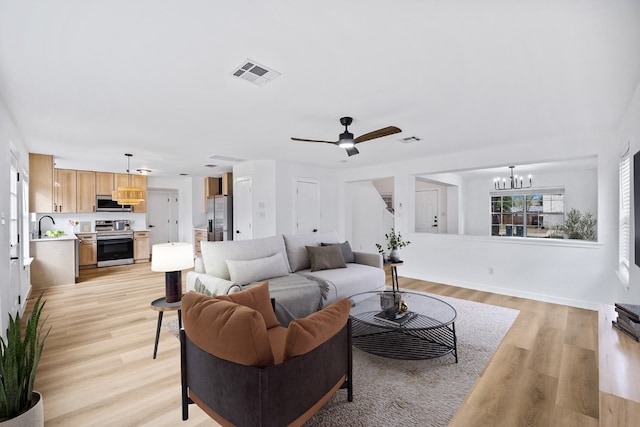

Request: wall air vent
left=209, top=154, right=244, bottom=163
left=399, top=136, right=422, bottom=143
left=231, top=59, right=281, bottom=86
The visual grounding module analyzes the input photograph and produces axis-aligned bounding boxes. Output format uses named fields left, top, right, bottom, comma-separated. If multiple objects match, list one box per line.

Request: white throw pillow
left=226, top=252, right=290, bottom=286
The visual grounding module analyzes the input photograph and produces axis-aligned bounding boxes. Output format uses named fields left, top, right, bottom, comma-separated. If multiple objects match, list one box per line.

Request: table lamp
left=151, top=242, right=194, bottom=303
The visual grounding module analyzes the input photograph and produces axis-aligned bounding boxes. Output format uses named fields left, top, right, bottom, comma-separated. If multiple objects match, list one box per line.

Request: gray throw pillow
left=321, top=241, right=355, bottom=263
left=306, top=245, right=347, bottom=272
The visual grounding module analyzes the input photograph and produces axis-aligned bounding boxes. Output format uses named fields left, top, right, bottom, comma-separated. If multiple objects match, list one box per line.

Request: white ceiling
left=1, top=0, right=639, bottom=177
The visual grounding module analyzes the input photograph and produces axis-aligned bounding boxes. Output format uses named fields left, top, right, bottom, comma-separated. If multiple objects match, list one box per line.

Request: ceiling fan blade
left=291, top=137, right=337, bottom=144
left=345, top=146, right=359, bottom=156
left=354, top=126, right=402, bottom=144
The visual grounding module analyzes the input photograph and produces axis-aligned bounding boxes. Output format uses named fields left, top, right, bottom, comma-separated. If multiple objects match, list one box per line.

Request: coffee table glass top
left=349, top=291, right=457, bottom=330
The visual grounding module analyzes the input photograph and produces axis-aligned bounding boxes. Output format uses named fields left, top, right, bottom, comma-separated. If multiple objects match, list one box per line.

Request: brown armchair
left=180, top=282, right=353, bottom=426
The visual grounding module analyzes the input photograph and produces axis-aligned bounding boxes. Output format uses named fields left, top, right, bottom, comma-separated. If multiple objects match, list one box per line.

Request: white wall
left=619, top=80, right=640, bottom=305
left=338, top=134, right=622, bottom=308
left=233, top=160, right=277, bottom=238
left=0, top=98, right=31, bottom=336
left=347, top=181, right=394, bottom=253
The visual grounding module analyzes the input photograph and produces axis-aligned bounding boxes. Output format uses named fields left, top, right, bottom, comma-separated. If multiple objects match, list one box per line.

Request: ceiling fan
left=291, top=117, right=402, bottom=156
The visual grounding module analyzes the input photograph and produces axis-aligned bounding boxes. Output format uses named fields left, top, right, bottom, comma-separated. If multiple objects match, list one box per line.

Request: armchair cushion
left=306, top=245, right=347, bottom=272
left=182, top=292, right=274, bottom=367
left=284, top=298, right=351, bottom=360
left=217, top=281, right=280, bottom=329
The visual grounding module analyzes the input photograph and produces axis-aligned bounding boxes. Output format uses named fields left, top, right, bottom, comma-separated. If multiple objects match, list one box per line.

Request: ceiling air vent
left=231, top=59, right=281, bottom=86
left=399, top=136, right=422, bottom=143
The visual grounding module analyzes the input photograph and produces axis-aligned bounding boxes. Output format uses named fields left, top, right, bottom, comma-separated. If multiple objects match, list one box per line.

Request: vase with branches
left=377, top=228, right=411, bottom=262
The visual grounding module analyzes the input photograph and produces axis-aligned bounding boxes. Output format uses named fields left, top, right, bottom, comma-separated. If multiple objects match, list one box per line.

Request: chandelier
left=493, top=166, right=532, bottom=190
left=112, top=153, right=146, bottom=205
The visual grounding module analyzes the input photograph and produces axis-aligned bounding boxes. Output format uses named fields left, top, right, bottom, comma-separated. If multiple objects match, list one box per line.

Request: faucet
left=38, top=215, right=55, bottom=238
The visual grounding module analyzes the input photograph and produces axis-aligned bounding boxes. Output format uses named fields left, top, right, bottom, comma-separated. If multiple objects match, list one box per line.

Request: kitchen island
left=30, top=234, right=78, bottom=288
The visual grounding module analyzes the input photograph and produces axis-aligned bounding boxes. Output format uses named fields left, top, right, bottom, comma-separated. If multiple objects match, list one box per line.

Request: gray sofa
left=186, top=231, right=385, bottom=324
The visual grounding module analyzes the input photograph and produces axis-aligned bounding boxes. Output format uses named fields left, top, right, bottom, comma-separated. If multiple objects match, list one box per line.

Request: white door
left=147, top=189, right=179, bottom=249
left=234, top=177, right=252, bottom=240
left=295, top=179, right=320, bottom=234
left=415, top=189, right=439, bottom=233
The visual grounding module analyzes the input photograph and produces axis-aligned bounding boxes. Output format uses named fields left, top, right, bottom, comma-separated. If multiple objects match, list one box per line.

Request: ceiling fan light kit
left=292, top=116, right=401, bottom=156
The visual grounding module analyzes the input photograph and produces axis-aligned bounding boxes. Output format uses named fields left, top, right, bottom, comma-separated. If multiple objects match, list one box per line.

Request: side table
left=384, top=261, right=403, bottom=293
left=150, top=296, right=182, bottom=359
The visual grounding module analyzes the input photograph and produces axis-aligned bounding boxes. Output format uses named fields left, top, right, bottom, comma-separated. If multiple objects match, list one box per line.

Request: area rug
left=164, top=293, right=519, bottom=427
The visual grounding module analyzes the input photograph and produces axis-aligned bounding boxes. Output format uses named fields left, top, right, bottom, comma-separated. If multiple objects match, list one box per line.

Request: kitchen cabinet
left=130, top=174, right=147, bottom=213
left=222, top=172, right=233, bottom=195
left=114, top=173, right=130, bottom=190
left=204, top=177, right=220, bottom=212
left=29, top=153, right=55, bottom=213
left=95, top=172, right=114, bottom=195
left=76, top=170, right=96, bottom=212
left=134, top=231, right=150, bottom=263
left=30, top=237, right=76, bottom=287
left=77, top=233, right=97, bottom=267
left=54, top=169, right=77, bottom=213
left=194, top=229, right=208, bottom=257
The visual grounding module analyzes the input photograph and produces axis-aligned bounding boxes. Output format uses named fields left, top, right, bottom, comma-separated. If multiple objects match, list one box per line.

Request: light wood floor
left=25, top=263, right=599, bottom=426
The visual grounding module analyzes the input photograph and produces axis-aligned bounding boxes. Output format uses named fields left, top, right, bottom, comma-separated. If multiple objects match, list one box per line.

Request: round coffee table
left=349, top=291, right=458, bottom=361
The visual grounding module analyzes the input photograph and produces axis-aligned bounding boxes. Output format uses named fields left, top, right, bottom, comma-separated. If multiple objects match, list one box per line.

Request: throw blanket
left=247, top=274, right=322, bottom=326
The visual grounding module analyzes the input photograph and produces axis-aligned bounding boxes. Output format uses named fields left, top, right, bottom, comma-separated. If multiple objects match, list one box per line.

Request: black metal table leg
left=178, top=309, right=182, bottom=330
left=153, top=311, right=163, bottom=359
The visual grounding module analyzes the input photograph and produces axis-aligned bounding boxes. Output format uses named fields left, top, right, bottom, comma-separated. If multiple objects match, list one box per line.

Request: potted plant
left=558, top=208, right=597, bottom=241
left=0, top=294, right=49, bottom=426
left=378, top=228, right=411, bottom=262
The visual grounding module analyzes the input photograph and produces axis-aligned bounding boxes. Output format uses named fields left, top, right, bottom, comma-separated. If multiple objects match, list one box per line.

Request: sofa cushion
left=284, top=298, right=351, bottom=360
left=299, top=263, right=386, bottom=303
left=321, top=241, right=355, bottom=263
left=306, top=245, right=347, bottom=272
left=217, top=281, right=280, bottom=329
left=283, top=231, right=339, bottom=272
left=226, top=252, right=289, bottom=286
left=200, top=235, right=290, bottom=280
left=194, top=275, right=242, bottom=296
left=182, top=291, right=274, bottom=367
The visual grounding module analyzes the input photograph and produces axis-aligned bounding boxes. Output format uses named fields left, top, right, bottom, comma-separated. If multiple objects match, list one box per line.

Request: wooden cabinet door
left=54, top=169, right=77, bottom=213
left=194, top=229, right=208, bottom=257
left=134, top=231, right=150, bottom=262
left=95, top=172, right=114, bottom=195
left=29, top=153, right=54, bottom=213
left=114, top=173, right=130, bottom=190
left=77, top=234, right=97, bottom=266
left=76, top=170, right=96, bottom=213
left=130, top=174, right=147, bottom=213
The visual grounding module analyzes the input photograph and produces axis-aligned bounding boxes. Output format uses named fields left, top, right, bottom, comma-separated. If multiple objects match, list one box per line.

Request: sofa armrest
left=186, top=271, right=241, bottom=295
left=353, top=251, right=383, bottom=269
left=194, top=256, right=205, bottom=273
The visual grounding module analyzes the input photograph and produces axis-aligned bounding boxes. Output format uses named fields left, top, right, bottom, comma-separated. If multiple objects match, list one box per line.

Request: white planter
left=0, top=392, right=44, bottom=427
left=389, top=249, right=401, bottom=262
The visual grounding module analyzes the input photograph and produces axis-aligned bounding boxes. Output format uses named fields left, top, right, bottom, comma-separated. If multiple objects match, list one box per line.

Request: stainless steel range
left=95, top=220, right=134, bottom=267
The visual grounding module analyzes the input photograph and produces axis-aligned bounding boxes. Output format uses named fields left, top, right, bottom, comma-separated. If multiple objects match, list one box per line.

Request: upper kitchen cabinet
left=95, top=172, right=114, bottom=195
left=222, top=172, right=233, bottom=195
left=130, top=174, right=147, bottom=213
left=76, top=170, right=96, bottom=213
left=29, top=153, right=54, bottom=213
left=54, top=169, right=77, bottom=213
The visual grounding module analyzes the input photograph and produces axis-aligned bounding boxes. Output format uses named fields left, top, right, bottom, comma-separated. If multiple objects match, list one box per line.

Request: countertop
left=30, top=234, right=79, bottom=242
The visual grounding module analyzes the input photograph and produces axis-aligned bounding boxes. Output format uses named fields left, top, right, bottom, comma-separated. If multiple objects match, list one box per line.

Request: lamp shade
left=151, top=242, right=194, bottom=272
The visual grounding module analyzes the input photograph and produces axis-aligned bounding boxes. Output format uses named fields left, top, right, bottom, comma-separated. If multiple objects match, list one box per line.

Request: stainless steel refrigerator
left=213, top=195, right=233, bottom=241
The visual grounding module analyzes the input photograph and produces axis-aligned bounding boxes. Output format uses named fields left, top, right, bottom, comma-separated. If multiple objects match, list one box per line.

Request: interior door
left=147, top=190, right=178, bottom=249
left=295, top=179, right=320, bottom=234
left=234, top=177, right=252, bottom=240
left=415, top=189, right=439, bottom=233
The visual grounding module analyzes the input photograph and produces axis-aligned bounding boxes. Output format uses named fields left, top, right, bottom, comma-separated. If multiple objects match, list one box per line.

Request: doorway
left=415, top=189, right=439, bottom=233
left=295, top=179, right=319, bottom=234
left=234, top=177, right=253, bottom=240
left=147, top=189, right=179, bottom=250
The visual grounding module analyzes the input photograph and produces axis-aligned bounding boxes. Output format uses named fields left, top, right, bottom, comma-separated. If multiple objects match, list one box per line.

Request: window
left=491, top=190, right=565, bottom=238
left=618, top=146, right=631, bottom=285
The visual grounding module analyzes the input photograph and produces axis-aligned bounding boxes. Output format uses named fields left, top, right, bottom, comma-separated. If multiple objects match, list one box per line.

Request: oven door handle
left=98, top=238, right=133, bottom=244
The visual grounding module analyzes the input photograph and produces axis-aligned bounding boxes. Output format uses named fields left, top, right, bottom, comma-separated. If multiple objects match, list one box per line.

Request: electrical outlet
left=488, top=267, right=494, bottom=275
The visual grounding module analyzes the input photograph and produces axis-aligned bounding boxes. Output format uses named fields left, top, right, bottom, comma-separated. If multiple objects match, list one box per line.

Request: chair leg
left=180, top=329, right=189, bottom=420
left=347, top=318, right=353, bottom=402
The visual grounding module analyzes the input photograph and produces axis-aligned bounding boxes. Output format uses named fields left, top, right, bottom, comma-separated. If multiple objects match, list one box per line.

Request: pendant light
left=112, top=153, right=146, bottom=205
